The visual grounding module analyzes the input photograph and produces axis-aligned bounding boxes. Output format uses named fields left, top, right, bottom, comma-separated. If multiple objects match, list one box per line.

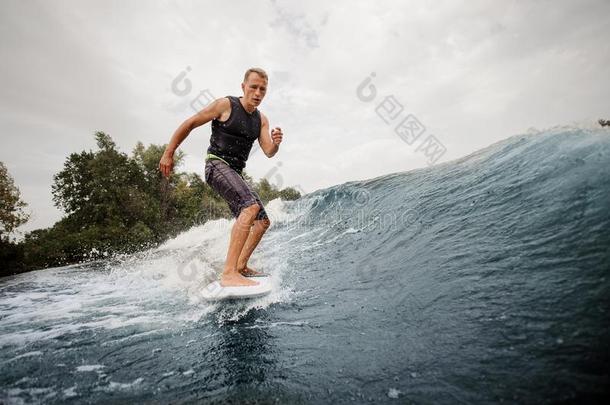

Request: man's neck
left=239, top=97, right=256, bottom=114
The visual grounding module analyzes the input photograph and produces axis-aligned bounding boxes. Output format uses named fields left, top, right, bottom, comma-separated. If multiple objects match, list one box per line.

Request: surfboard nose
left=201, top=278, right=272, bottom=301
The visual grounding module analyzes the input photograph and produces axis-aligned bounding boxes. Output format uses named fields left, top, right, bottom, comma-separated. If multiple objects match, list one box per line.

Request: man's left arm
left=258, top=113, right=283, bottom=158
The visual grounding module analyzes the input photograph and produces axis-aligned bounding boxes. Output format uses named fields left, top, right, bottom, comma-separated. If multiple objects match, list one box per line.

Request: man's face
left=241, top=73, right=267, bottom=107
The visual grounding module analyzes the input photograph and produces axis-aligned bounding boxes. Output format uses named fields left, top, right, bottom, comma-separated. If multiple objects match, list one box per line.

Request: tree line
left=0, top=132, right=300, bottom=277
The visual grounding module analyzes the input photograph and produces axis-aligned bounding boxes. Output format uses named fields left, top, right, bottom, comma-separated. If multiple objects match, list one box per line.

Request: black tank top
left=207, top=95, right=261, bottom=172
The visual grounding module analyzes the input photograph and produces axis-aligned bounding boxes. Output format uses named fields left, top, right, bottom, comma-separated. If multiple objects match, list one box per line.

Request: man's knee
left=235, top=204, right=260, bottom=229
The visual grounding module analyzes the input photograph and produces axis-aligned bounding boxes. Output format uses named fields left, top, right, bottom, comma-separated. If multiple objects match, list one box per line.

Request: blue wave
left=2, top=127, right=608, bottom=403
left=261, top=126, right=610, bottom=402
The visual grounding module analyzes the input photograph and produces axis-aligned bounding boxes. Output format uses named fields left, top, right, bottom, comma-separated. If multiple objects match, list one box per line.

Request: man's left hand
left=271, top=127, right=283, bottom=145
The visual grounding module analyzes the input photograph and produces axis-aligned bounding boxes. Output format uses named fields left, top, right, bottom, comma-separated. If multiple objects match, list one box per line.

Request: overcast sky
left=1, top=0, right=609, bottom=236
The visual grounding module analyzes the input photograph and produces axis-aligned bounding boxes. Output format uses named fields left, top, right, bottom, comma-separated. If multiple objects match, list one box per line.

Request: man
left=159, top=67, right=283, bottom=287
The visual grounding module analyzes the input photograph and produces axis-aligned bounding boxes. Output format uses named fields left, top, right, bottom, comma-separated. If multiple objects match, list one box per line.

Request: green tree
left=132, top=141, right=187, bottom=229
left=132, top=141, right=185, bottom=196
left=0, top=162, right=29, bottom=276
left=278, top=186, right=302, bottom=201
left=0, top=161, right=30, bottom=240
left=52, top=132, right=150, bottom=226
left=253, top=177, right=301, bottom=203
left=50, top=132, right=159, bottom=255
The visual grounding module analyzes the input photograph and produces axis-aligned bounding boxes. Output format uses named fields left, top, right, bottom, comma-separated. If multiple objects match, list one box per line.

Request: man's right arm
left=159, top=98, right=229, bottom=178
left=164, top=97, right=229, bottom=156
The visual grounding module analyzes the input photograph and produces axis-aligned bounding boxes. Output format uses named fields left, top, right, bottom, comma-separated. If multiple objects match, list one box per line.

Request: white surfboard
left=201, top=276, right=272, bottom=301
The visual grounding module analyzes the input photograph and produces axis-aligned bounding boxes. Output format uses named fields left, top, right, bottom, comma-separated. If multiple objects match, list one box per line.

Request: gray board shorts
left=204, top=158, right=269, bottom=221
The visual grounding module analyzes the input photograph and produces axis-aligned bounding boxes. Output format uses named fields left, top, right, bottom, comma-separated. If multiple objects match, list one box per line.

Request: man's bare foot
left=220, top=271, right=259, bottom=287
left=238, top=265, right=266, bottom=277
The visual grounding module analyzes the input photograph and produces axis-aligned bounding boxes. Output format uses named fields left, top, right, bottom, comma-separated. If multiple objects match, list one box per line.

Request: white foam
left=387, top=387, right=402, bottom=398
left=6, top=351, right=43, bottom=361
left=95, top=377, right=145, bottom=392
left=76, top=364, right=105, bottom=372
left=157, top=218, right=231, bottom=251
left=63, top=384, right=78, bottom=398
left=0, top=197, right=302, bottom=348
left=265, top=198, right=301, bottom=224
left=3, top=387, right=56, bottom=403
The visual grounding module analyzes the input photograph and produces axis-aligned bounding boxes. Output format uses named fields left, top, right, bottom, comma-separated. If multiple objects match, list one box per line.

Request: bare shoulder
left=213, top=97, right=232, bottom=122
left=200, top=96, right=231, bottom=115
left=187, top=97, right=231, bottom=128
left=215, top=96, right=231, bottom=109
left=259, top=111, right=269, bottom=126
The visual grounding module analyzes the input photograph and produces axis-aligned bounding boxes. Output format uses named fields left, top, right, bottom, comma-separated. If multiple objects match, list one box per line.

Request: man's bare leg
left=220, top=204, right=261, bottom=287
left=237, top=218, right=271, bottom=276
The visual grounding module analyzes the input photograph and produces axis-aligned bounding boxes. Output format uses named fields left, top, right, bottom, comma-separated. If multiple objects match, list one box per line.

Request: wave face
left=1, top=127, right=609, bottom=404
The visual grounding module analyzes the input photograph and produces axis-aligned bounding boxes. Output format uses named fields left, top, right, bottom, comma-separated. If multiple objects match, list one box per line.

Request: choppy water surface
left=1, top=127, right=609, bottom=404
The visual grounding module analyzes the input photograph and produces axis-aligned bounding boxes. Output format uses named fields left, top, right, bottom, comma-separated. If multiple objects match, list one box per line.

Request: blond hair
left=243, top=67, right=268, bottom=83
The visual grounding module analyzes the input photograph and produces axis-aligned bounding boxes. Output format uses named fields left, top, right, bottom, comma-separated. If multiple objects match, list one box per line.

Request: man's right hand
left=159, top=152, right=174, bottom=178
